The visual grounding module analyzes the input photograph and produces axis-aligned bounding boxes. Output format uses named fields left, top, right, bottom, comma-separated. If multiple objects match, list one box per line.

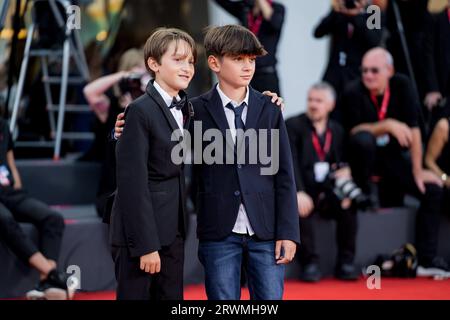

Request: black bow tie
left=169, top=96, right=187, bottom=110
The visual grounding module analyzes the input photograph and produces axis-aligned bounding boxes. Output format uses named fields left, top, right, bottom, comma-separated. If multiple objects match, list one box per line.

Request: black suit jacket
left=189, top=86, right=300, bottom=244
left=109, top=81, right=191, bottom=258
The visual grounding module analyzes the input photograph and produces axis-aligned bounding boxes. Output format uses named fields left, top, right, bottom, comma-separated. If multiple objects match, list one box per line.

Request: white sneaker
left=417, top=257, right=450, bottom=279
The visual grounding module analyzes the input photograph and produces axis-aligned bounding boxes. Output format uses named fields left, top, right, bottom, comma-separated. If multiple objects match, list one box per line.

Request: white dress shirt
left=153, top=81, right=184, bottom=133
left=216, top=84, right=255, bottom=236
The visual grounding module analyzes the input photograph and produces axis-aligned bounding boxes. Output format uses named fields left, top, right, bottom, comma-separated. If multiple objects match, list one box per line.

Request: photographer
left=342, top=47, right=449, bottom=276
left=214, top=0, right=285, bottom=94
left=313, top=0, right=384, bottom=121
left=82, top=48, right=149, bottom=217
left=286, top=82, right=362, bottom=282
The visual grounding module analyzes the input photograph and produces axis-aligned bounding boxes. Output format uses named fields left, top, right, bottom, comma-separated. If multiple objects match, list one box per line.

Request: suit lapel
left=183, top=101, right=194, bottom=131
left=203, top=87, right=235, bottom=150
left=146, top=81, right=179, bottom=134
left=243, top=87, right=264, bottom=151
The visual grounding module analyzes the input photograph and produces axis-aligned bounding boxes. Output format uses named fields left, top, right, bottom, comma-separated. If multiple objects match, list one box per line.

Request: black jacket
left=109, top=81, right=191, bottom=258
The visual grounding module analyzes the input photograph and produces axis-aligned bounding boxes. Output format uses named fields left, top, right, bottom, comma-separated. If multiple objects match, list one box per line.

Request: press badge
left=376, top=134, right=390, bottom=147
left=0, top=165, right=11, bottom=186
left=314, top=162, right=330, bottom=183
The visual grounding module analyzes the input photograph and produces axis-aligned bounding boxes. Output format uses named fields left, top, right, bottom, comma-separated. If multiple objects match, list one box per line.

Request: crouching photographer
left=286, top=82, right=363, bottom=282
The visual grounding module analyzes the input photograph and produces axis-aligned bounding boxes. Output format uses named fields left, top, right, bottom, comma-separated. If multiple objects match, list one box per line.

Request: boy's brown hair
left=204, top=24, right=267, bottom=58
left=143, top=28, right=197, bottom=78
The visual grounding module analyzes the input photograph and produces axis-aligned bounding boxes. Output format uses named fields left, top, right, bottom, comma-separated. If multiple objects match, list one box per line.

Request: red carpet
left=73, top=278, right=450, bottom=300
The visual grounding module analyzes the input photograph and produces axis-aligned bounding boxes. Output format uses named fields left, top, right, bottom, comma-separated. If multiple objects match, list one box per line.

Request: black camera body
left=118, top=73, right=145, bottom=99
left=326, top=163, right=371, bottom=210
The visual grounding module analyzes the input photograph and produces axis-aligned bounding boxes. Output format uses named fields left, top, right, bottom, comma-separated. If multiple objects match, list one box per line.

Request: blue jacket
left=190, top=86, right=300, bottom=244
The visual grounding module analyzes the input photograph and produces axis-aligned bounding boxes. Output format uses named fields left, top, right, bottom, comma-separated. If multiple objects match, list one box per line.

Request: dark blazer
left=109, top=81, right=192, bottom=258
left=190, top=86, right=300, bottom=244
left=286, top=113, right=346, bottom=198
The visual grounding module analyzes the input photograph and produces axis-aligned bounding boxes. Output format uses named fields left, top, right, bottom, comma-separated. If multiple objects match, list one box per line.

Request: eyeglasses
left=361, top=67, right=380, bottom=74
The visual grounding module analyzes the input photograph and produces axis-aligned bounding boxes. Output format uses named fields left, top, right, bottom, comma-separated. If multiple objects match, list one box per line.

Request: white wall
left=208, top=0, right=331, bottom=118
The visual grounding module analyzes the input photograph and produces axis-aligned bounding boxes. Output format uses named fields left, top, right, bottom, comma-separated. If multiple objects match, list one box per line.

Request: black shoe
left=28, top=269, right=78, bottom=300
left=300, top=263, right=322, bottom=282
left=335, top=263, right=359, bottom=281
left=417, top=257, right=450, bottom=279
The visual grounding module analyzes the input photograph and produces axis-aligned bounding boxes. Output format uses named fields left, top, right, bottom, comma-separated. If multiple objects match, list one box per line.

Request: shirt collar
left=153, top=80, right=180, bottom=108
left=216, top=83, right=249, bottom=108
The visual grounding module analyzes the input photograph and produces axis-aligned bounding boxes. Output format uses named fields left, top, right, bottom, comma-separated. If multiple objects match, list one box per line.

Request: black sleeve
left=115, top=103, right=161, bottom=257
left=350, top=12, right=384, bottom=47
left=266, top=3, right=285, bottom=31
left=340, top=84, right=363, bottom=133
left=313, top=10, right=338, bottom=38
left=274, top=110, right=300, bottom=244
left=398, top=77, right=420, bottom=128
left=7, top=133, right=14, bottom=151
left=333, top=123, right=347, bottom=164
left=214, top=0, right=244, bottom=21
left=286, top=118, right=306, bottom=192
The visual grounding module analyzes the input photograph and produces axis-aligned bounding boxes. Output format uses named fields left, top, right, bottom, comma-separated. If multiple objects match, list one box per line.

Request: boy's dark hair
left=204, top=24, right=267, bottom=58
left=143, top=28, right=197, bottom=78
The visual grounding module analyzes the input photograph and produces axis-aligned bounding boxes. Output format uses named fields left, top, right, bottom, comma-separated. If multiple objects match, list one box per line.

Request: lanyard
left=370, top=85, right=391, bottom=120
left=312, top=129, right=332, bottom=162
left=247, top=13, right=263, bottom=36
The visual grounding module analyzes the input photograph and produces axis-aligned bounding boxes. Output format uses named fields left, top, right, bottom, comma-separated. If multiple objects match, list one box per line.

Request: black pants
left=299, top=190, right=358, bottom=266
left=250, top=67, right=280, bottom=95
left=112, top=234, right=184, bottom=300
left=0, top=189, right=65, bottom=263
left=349, top=131, right=443, bottom=264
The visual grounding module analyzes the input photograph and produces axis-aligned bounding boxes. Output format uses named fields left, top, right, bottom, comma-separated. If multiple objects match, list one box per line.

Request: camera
left=328, top=164, right=371, bottom=210
left=118, top=73, right=145, bottom=99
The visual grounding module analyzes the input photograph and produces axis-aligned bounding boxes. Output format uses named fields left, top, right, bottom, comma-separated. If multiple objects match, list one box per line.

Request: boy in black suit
left=110, top=28, right=196, bottom=300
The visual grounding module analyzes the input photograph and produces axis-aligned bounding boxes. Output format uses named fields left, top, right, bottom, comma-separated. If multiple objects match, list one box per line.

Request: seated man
left=286, top=82, right=363, bottom=282
left=341, top=47, right=448, bottom=276
left=0, top=118, right=75, bottom=299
